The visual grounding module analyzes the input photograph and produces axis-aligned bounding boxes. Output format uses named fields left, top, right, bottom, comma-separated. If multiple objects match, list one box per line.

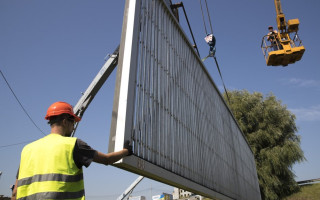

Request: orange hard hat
left=45, top=101, right=81, bottom=122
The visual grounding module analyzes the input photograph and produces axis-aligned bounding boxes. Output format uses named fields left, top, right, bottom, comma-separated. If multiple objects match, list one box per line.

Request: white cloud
left=283, top=78, right=320, bottom=89
left=290, top=105, right=320, bottom=121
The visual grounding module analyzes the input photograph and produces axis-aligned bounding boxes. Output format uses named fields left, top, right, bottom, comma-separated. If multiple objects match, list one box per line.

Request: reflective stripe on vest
left=17, top=190, right=84, bottom=200
left=18, top=173, right=84, bottom=186
left=17, top=134, right=85, bottom=200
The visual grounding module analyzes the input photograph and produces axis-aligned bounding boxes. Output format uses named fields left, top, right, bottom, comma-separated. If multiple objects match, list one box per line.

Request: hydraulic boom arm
left=71, top=45, right=119, bottom=137
left=70, top=45, right=145, bottom=198
left=116, top=176, right=144, bottom=200
left=274, top=0, right=286, bottom=33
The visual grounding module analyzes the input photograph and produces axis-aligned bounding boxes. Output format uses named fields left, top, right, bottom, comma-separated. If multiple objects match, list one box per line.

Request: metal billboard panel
left=109, top=0, right=261, bottom=199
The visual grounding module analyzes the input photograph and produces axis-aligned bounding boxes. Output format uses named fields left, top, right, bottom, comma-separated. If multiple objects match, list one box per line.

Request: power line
left=0, top=140, right=35, bottom=149
left=0, top=69, right=46, bottom=135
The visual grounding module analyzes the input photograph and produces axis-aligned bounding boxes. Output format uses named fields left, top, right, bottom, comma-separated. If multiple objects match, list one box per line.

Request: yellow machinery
left=261, top=0, right=305, bottom=66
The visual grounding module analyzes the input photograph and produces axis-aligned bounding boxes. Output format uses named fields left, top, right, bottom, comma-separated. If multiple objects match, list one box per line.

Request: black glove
left=124, top=140, right=133, bottom=156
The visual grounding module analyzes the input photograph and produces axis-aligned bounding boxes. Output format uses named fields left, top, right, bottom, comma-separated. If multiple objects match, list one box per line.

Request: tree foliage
left=224, top=90, right=305, bottom=200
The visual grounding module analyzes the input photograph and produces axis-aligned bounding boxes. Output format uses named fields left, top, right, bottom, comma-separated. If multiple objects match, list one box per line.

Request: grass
left=284, top=183, right=320, bottom=200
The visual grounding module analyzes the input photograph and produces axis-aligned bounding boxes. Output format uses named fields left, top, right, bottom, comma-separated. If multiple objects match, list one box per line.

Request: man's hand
left=124, top=140, right=133, bottom=156
left=11, top=180, right=18, bottom=200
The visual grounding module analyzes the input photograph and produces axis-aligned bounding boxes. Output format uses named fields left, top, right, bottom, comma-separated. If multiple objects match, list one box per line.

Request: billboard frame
left=109, top=0, right=261, bottom=199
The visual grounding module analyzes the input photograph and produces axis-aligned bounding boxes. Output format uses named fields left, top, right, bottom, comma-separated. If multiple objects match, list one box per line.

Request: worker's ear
left=62, top=118, right=69, bottom=126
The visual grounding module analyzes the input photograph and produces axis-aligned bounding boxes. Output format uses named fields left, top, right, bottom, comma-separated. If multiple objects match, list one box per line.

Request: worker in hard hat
left=267, top=26, right=282, bottom=51
left=11, top=101, right=132, bottom=200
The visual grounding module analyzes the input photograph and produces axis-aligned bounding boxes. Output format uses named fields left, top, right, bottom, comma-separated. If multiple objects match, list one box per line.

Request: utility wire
left=0, top=69, right=46, bottom=135
left=0, top=140, right=35, bottom=149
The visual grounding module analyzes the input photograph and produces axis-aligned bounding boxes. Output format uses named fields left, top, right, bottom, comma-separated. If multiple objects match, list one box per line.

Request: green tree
left=224, top=90, right=305, bottom=200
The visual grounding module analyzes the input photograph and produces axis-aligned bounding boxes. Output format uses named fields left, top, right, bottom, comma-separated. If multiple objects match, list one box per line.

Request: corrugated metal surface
left=110, top=0, right=261, bottom=199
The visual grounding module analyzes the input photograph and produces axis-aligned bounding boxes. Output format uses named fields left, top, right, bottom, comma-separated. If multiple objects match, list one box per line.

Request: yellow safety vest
left=17, top=134, right=85, bottom=200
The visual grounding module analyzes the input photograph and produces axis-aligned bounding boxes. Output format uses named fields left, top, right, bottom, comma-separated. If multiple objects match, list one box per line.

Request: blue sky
left=1, top=0, right=319, bottom=199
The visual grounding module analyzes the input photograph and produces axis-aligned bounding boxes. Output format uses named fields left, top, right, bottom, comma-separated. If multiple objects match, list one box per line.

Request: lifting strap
left=198, top=1, right=230, bottom=104
left=202, top=53, right=231, bottom=104
left=213, top=56, right=231, bottom=103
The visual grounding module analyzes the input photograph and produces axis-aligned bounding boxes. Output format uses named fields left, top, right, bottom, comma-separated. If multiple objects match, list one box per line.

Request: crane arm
left=274, top=0, right=283, bottom=16
left=71, top=45, right=119, bottom=137
left=274, top=0, right=286, bottom=33
left=116, top=176, right=144, bottom=200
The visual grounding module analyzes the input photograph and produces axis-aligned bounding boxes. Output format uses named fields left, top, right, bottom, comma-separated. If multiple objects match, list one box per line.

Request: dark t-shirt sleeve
left=73, top=139, right=97, bottom=169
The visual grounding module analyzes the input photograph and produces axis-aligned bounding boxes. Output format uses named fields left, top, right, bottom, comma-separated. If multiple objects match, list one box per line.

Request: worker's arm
left=267, top=32, right=272, bottom=41
left=11, top=179, right=18, bottom=200
left=93, top=149, right=130, bottom=165
left=93, top=141, right=133, bottom=165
